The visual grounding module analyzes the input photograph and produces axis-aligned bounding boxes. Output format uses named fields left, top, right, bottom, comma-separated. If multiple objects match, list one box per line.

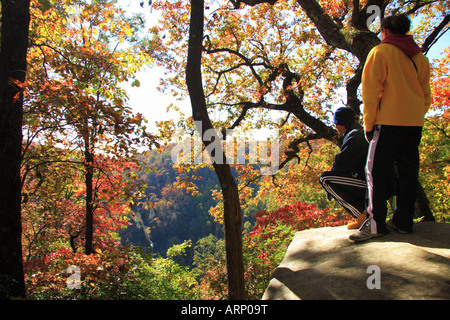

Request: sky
left=118, top=1, right=450, bottom=134
left=118, top=0, right=190, bottom=132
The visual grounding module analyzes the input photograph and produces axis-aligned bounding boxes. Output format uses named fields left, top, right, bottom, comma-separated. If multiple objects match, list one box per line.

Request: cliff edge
left=262, top=221, right=450, bottom=300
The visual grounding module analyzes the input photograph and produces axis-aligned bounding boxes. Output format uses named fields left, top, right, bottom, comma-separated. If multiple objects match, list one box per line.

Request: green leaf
left=131, top=79, right=140, bottom=88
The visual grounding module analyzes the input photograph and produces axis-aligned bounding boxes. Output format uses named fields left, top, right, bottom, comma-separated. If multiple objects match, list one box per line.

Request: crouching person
left=320, top=107, right=369, bottom=229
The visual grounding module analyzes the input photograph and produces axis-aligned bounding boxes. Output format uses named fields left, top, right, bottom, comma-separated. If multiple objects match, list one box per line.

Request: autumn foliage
left=195, top=201, right=351, bottom=299
left=252, top=202, right=351, bottom=239
left=1, top=0, right=449, bottom=300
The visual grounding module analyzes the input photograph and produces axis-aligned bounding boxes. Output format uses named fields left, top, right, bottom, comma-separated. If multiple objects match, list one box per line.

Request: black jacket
left=331, top=123, right=369, bottom=179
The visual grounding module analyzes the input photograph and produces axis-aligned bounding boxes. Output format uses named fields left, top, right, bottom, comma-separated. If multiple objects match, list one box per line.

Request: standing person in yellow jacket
left=350, top=14, right=431, bottom=242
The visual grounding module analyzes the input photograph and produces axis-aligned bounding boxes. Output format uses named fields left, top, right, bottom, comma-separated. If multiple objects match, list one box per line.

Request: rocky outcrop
left=262, top=221, right=450, bottom=300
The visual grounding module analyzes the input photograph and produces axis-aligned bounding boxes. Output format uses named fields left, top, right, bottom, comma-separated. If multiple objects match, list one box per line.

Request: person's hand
left=365, top=130, right=374, bottom=142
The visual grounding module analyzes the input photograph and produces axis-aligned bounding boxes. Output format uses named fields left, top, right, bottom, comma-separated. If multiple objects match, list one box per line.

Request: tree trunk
left=416, top=183, right=435, bottom=221
left=213, top=163, right=245, bottom=300
left=186, top=0, right=245, bottom=299
left=0, top=0, right=31, bottom=299
left=84, top=144, right=94, bottom=255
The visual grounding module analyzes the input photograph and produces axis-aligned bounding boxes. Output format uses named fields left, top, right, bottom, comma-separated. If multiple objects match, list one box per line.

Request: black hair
left=381, top=14, right=411, bottom=35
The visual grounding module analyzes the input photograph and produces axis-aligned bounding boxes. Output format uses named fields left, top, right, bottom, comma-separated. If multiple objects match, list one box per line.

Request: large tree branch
left=231, top=0, right=351, bottom=51
left=280, top=133, right=322, bottom=170
left=295, top=0, right=352, bottom=52
left=422, top=14, right=450, bottom=54
left=351, top=0, right=387, bottom=30
left=346, top=63, right=364, bottom=114
left=223, top=96, right=338, bottom=143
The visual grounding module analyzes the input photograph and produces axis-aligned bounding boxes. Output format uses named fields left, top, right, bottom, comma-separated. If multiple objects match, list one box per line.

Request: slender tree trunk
left=186, top=0, right=245, bottom=299
left=84, top=143, right=94, bottom=255
left=416, top=183, right=434, bottom=221
left=216, top=164, right=245, bottom=299
left=0, top=0, right=31, bottom=299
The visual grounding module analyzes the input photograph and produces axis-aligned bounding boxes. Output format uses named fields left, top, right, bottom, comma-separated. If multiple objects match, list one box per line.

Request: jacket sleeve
left=362, top=47, right=387, bottom=132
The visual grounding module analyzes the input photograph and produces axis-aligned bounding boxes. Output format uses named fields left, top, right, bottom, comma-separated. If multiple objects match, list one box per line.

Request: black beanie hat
left=333, top=107, right=355, bottom=127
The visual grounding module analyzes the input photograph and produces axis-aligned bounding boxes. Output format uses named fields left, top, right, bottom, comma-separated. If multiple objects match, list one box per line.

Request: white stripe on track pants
left=319, top=171, right=367, bottom=219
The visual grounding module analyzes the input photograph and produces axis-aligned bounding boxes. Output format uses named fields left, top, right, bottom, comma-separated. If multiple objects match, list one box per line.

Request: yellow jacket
left=362, top=37, right=431, bottom=132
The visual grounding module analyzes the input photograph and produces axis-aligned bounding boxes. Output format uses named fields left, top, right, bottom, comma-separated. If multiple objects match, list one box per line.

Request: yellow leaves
left=99, top=22, right=108, bottom=32
left=124, top=24, right=133, bottom=37
left=110, top=21, right=116, bottom=33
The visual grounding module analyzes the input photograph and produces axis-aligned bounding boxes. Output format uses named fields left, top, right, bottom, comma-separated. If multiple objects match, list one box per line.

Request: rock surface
left=262, top=221, right=450, bottom=300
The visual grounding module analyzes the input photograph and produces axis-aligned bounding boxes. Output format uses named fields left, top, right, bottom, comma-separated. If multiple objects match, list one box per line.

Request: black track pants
left=319, top=171, right=367, bottom=219
left=366, top=125, right=422, bottom=233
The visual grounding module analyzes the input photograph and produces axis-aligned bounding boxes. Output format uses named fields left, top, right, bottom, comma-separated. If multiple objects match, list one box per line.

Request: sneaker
left=349, top=218, right=387, bottom=242
left=387, top=219, right=412, bottom=234
left=347, top=211, right=368, bottom=230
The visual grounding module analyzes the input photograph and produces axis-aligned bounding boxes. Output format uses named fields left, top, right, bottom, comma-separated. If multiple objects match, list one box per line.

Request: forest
left=0, top=0, right=449, bottom=300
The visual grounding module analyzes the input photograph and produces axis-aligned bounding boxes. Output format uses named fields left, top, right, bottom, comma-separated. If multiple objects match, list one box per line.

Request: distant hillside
left=120, top=145, right=261, bottom=265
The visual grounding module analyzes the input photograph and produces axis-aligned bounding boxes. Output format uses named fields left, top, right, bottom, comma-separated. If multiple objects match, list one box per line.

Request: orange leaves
left=431, top=47, right=450, bottom=110
left=21, top=149, right=139, bottom=270
left=319, top=0, right=351, bottom=18
left=8, top=77, right=27, bottom=102
left=8, top=77, right=27, bottom=90
left=26, top=0, right=157, bottom=166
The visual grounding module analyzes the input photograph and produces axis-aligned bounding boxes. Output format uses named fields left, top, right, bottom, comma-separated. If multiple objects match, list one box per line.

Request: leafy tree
left=25, top=0, right=156, bottom=255
left=193, top=234, right=225, bottom=274
left=118, top=240, right=200, bottom=300
left=419, top=47, right=450, bottom=222
left=150, top=0, right=449, bottom=221
left=22, top=149, right=155, bottom=299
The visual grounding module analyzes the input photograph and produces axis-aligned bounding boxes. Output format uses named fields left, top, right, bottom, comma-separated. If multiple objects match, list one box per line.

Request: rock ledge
left=262, top=221, right=450, bottom=300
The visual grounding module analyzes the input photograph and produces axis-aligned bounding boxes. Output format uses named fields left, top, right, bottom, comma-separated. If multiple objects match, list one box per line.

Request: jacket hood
left=381, top=34, right=422, bottom=57
left=344, top=122, right=363, bottom=137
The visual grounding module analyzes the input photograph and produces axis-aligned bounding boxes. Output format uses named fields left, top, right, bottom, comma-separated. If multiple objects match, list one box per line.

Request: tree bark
left=84, top=143, right=94, bottom=255
left=186, top=0, right=245, bottom=299
left=0, top=0, right=31, bottom=299
left=416, top=183, right=434, bottom=221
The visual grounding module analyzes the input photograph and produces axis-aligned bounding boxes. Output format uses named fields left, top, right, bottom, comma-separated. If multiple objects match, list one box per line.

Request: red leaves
left=24, top=245, right=133, bottom=298
left=8, top=77, right=27, bottom=102
left=430, top=48, right=450, bottom=110
left=250, top=201, right=351, bottom=240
